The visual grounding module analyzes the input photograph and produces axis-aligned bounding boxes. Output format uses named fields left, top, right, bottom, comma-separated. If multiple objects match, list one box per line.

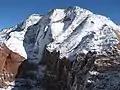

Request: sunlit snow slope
left=0, top=6, right=120, bottom=61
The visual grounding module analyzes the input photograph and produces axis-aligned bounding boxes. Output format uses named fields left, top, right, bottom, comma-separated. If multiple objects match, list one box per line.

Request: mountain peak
left=0, top=6, right=120, bottom=60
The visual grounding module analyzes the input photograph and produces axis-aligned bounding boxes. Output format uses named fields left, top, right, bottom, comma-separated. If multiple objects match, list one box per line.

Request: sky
left=0, top=0, right=120, bottom=30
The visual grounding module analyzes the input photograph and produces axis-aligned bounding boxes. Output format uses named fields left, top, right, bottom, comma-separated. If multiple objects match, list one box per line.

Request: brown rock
left=0, top=44, right=25, bottom=87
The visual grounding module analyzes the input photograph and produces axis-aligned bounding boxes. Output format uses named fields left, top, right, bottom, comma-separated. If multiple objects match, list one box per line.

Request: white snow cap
left=1, top=14, right=42, bottom=58
left=0, top=6, right=120, bottom=60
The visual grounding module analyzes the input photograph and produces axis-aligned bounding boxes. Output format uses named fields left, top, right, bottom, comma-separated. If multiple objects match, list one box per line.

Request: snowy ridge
left=0, top=14, right=42, bottom=58
left=49, top=14, right=119, bottom=59
left=0, top=6, right=120, bottom=61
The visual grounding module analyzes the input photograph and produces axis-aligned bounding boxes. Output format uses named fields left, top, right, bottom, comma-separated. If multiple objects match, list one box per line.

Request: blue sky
left=0, top=0, right=120, bottom=30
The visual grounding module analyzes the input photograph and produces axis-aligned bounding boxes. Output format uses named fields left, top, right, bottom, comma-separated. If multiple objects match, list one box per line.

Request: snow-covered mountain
left=0, top=14, right=42, bottom=58
left=0, top=6, right=120, bottom=61
left=0, top=6, right=120, bottom=90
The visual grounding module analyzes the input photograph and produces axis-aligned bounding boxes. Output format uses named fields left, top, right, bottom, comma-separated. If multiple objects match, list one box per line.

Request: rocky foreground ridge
left=0, top=6, right=120, bottom=90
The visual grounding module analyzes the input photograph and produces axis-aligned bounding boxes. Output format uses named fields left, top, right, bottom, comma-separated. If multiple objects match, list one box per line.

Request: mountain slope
left=0, top=14, right=42, bottom=58
left=0, top=6, right=120, bottom=61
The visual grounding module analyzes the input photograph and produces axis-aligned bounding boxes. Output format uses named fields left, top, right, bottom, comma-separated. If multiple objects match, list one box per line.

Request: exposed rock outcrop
left=42, top=50, right=96, bottom=90
left=42, top=49, right=120, bottom=90
left=0, top=44, right=25, bottom=88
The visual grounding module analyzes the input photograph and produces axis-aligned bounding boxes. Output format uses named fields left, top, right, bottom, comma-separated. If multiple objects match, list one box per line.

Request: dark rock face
left=42, top=50, right=97, bottom=90
left=41, top=49, right=120, bottom=90
left=12, top=60, right=39, bottom=90
left=1, top=45, right=120, bottom=90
